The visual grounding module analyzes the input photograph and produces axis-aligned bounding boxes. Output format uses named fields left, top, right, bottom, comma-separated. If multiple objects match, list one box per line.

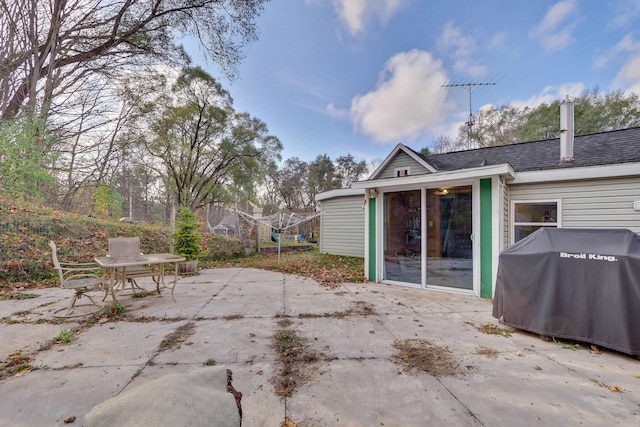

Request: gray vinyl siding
left=502, top=180, right=509, bottom=249
left=319, top=195, right=365, bottom=258
left=508, top=176, right=640, bottom=243
left=377, top=152, right=431, bottom=179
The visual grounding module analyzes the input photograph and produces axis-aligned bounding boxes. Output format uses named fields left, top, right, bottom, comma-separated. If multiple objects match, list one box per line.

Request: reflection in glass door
left=383, top=190, right=421, bottom=284
left=425, top=186, right=473, bottom=290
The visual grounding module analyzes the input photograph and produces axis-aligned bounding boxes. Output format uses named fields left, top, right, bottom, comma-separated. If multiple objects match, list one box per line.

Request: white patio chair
left=49, top=241, right=105, bottom=318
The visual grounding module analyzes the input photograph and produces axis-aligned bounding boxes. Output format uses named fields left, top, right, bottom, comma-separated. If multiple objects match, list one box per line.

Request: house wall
left=508, top=176, right=640, bottom=243
left=319, top=195, right=365, bottom=258
left=502, top=180, right=510, bottom=249
left=377, top=152, right=432, bottom=179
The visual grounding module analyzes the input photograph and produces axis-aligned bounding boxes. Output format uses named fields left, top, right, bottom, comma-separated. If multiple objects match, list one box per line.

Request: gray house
left=318, top=102, right=640, bottom=298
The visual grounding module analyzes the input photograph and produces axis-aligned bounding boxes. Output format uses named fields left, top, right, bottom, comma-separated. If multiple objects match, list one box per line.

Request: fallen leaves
left=159, top=322, right=195, bottom=350
left=591, top=378, right=624, bottom=393
left=392, top=339, right=460, bottom=377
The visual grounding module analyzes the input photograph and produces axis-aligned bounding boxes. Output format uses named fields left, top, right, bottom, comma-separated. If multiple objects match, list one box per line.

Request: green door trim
left=480, top=178, right=492, bottom=298
left=368, top=198, right=376, bottom=280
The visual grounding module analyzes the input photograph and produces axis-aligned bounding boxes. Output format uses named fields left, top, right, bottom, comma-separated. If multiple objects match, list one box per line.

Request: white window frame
left=511, top=199, right=562, bottom=244
left=394, top=166, right=410, bottom=177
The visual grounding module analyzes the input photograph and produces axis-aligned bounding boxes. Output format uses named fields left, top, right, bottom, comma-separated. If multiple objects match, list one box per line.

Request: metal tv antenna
left=442, top=81, right=495, bottom=148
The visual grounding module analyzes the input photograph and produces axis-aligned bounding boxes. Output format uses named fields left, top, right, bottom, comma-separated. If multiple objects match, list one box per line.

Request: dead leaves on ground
left=392, top=339, right=460, bottom=377
left=159, top=322, right=195, bottom=350
left=591, top=378, right=625, bottom=393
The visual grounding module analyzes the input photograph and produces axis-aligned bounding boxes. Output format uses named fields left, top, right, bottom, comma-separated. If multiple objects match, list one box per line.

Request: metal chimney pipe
left=560, top=95, right=574, bottom=163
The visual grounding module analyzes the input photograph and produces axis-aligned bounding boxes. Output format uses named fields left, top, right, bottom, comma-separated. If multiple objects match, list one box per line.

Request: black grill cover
left=493, top=228, right=640, bottom=355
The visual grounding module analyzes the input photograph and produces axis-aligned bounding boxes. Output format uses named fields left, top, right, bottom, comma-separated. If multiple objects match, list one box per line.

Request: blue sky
left=187, top=0, right=640, bottom=166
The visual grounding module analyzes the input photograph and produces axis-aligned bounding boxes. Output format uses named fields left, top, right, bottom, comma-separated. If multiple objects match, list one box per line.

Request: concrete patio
left=0, top=268, right=639, bottom=426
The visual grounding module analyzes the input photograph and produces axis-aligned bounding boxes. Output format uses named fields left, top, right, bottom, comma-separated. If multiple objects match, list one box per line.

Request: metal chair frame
left=49, top=241, right=105, bottom=318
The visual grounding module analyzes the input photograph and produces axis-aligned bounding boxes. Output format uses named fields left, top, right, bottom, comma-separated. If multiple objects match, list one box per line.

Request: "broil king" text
left=559, top=252, right=618, bottom=262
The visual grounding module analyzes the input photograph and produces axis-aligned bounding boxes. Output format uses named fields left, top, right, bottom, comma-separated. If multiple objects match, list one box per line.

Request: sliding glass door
left=425, top=186, right=473, bottom=290
left=383, top=190, right=421, bottom=285
left=383, top=185, right=473, bottom=290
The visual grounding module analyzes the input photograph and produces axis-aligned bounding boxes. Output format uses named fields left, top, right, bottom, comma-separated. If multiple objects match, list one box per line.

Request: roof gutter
left=352, top=163, right=515, bottom=189
left=511, top=162, right=640, bottom=184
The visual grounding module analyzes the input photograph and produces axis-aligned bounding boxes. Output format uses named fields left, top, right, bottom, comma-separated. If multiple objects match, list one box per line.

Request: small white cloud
left=488, top=31, right=507, bottom=50
left=530, top=0, right=577, bottom=37
left=613, top=52, right=640, bottom=93
left=453, top=59, right=488, bottom=78
left=530, top=0, right=578, bottom=53
left=438, top=21, right=476, bottom=58
left=542, top=29, right=574, bottom=53
left=350, top=50, right=454, bottom=143
left=594, top=34, right=640, bottom=93
left=332, top=0, right=405, bottom=35
left=607, top=0, right=640, bottom=29
left=437, top=21, right=488, bottom=78
left=593, top=34, right=638, bottom=70
left=593, top=34, right=640, bottom=70
left=326, top=103, right=350, bottom=119
left=510, top=83, right=584, bottom=109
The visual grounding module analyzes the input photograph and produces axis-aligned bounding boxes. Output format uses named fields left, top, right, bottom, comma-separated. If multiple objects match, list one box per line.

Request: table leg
left=156, top=263, right=165, bottom=294
left=171, top=261, right=178, bottom=302
left=110, top=267, right=117, bottom=302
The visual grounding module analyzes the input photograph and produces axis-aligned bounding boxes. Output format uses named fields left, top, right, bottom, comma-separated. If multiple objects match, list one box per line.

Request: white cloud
left=332, top=0, right=405, bottom=35
left=593, top=34, right=640, bottom=94
left=437, top=21, right=487, bottom=77
left=453, top=59, right=487, bottom=78
left=529, top=0, right=578, bottom=53
left=488, top=31, right=507, bottom=50
left=613, top=52, right=640, bottom=94
left=594, top=34, right=639, bottom=70
left=326, top=102, right=349, bottom=119
left=350, top=50, right=454, bottom=143
left=607, top=0, right=640, bottom=29
left=510, top=83, right=584, bottom=109
left=438, top=21, right=476, bottom=58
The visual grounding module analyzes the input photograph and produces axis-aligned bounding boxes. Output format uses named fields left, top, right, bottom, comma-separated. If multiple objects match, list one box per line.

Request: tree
left=270, top=157, right=310, bottom=211
left=419, top=147, right=431, bottom=156
left=92, top=183, right=123, bottom=219
left=430, top=134, right=461, bottom=154
left=335, top=153, right=368, bottom=187
left=0, top=115, right=55, bottom=199
left=142, top=67, right=281, bottom=211
left=0, top=0, right=268, bottom=120
left=308, top=154, right=340, bottom=196
left=471, top=104, right=524, bottom=147
left=459, top=88, right=640, bottom=147
left=172, top=206, right=204, bottom=261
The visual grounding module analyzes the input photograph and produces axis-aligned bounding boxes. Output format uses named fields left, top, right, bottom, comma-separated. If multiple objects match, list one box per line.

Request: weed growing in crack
left=132, top=291, right=152, bottom=299
left=203, top=358, right=217, bottom=366
left=131, top=369, right=143, bottom=381
left=11, top=363, right=34, bottom=373
left=271, top=322, right=323, bottom=398
left=55, top=328, right=75, bottom=344
left=298, top=301, right=376, bottom=319
left=160, top=322, right=195, bottom=350
left=10, top=293, right=39, bottom=300
left=107, top=301, right=126, bottom=317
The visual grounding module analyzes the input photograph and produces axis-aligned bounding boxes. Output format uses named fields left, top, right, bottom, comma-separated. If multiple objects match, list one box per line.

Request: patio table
left=95, top=254, right=185, bottom=303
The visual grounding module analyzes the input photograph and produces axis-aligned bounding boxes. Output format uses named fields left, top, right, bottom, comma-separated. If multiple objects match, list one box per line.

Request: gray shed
left=315, top=188, right=365, bottom=258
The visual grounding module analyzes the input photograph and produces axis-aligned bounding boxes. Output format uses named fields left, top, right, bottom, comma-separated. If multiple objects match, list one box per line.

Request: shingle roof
left=416, top=127, right=640, bottom=172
